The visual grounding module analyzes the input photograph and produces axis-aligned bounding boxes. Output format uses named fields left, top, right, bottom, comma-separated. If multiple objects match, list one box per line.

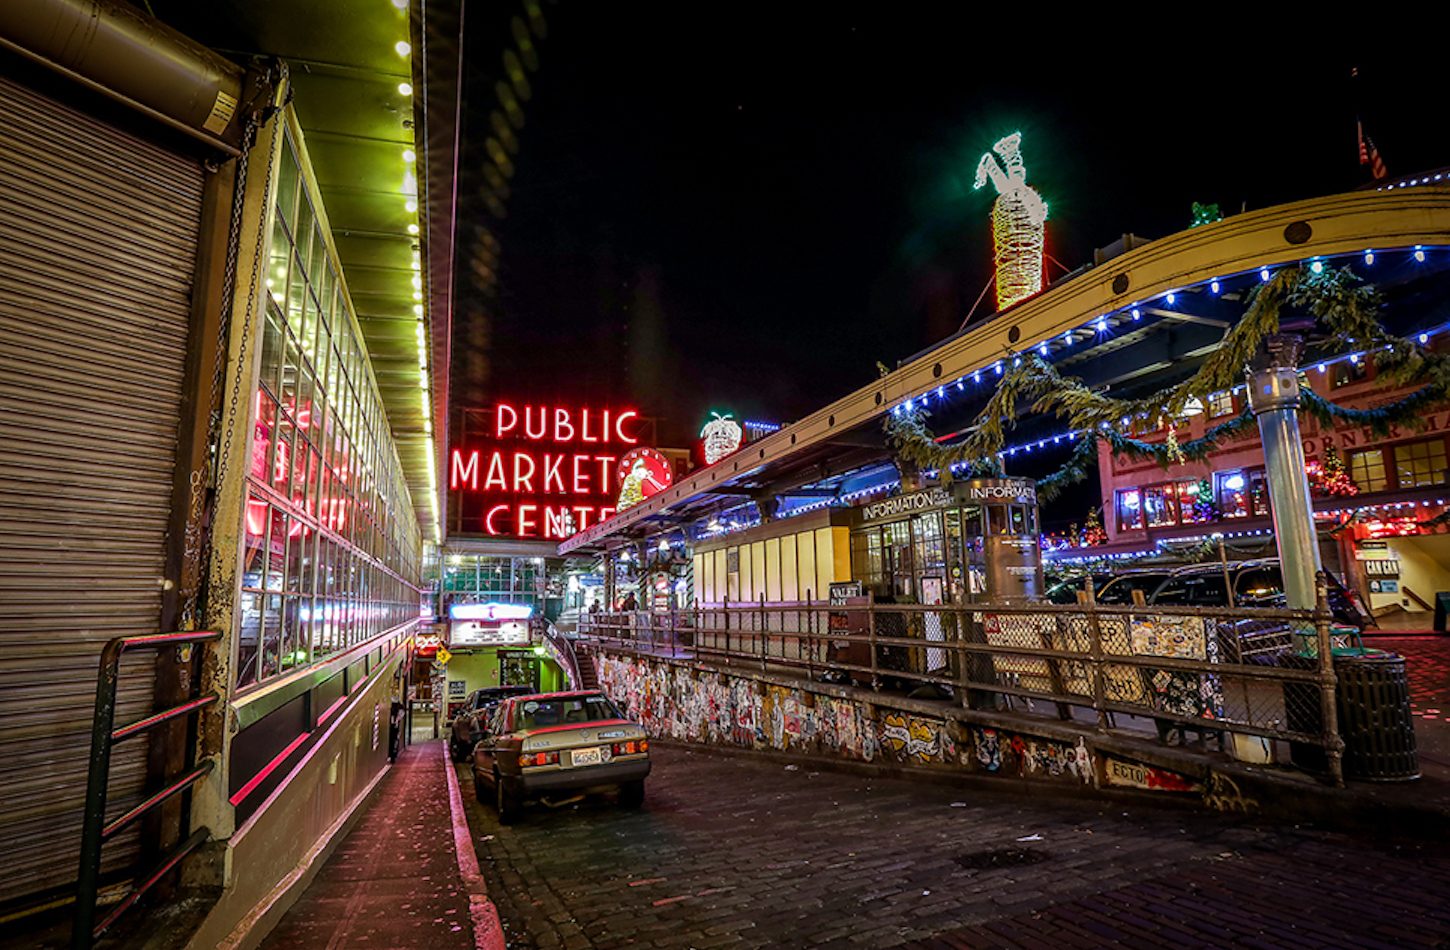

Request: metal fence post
left=723, top=593, right=730, bottom=661
left=73, top=641, right=123, bottom=949
left=867, top=590, right=879, bottom=691
left=805, top=589, right=814, bottom=681
left=1083, top=581, right=1109, bottom=732
left=759, top=594, right=767, bottom=672
left=1316, top=572, right=1345, bottom=787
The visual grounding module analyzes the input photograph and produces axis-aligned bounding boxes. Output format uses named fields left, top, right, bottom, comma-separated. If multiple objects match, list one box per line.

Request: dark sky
left=453, top=13, right=1444, bottom=448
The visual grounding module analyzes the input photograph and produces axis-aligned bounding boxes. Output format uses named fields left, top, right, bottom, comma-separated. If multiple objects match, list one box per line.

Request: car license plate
left=571, top=747, right=603, bottom=767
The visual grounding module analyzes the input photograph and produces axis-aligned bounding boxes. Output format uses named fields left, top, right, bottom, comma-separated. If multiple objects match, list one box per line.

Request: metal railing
left=73, top=631, right=220, bottom=948
left=580, top=579, right=1347, bottom=786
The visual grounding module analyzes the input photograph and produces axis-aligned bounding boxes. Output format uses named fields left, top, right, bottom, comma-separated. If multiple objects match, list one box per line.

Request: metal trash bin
left=1282, top=648, right=1419, bottom=780
left=1335, top=651, right=1419, bottom=781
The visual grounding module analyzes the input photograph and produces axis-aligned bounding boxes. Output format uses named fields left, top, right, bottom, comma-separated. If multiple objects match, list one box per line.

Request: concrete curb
left=442, top=744, right=505, bottom=950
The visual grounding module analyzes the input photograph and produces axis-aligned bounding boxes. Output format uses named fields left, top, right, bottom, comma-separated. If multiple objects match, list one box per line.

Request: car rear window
left=1097, top=574, right=1169, bottom=605
left=514, top=696, right=621, bottom=730
left=1152, top=573, right=1229, bottom=606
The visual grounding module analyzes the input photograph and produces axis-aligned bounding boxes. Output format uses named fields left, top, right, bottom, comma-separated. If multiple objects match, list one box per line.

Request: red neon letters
left=450, top=403, right=642, bottom=540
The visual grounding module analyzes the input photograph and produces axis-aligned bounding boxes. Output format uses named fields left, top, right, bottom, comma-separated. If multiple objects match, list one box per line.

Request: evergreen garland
left=879, top=265, right=1450, bottom=503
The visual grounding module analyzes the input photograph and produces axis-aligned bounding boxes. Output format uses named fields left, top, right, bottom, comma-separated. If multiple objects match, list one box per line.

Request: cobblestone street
left=456, top=746, right=1450, bottom=949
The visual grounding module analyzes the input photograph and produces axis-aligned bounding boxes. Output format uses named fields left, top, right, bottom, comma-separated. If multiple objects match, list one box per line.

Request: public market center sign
left=449, top=403, right=642, bottom=540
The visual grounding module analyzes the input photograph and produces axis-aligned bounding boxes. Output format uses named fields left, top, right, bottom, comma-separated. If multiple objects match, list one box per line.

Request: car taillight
left=612, top=739, right=649, bottom=756
left=519, top=751, right=560, bottom=768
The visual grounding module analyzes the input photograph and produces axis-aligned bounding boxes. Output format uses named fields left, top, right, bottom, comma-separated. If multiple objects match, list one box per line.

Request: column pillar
left=1246, top=335, right=1321, bottom=610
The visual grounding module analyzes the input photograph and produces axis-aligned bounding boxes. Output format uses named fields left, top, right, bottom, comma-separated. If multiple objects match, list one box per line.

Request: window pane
left=1215, top=470, right=1249, bottom=518
left=1116, top=489, right=1143, bottom=531
left=1394, top=439, right=1447, bottom=488
left=236, top=591, right=262, bottom=690
left=1350, top=449, right=1388, bottom=492
left=1144, top=486, right=1176, bottom=527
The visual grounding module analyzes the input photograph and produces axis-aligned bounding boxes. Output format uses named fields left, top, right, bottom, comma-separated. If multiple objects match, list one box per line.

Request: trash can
left=1283, top=648, right=1418, bottom=780
left=1335, top=651, right=1419, bottom=781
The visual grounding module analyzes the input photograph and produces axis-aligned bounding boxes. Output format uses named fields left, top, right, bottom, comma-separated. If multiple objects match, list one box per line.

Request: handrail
left=578, top=577, right=1348, bottom=787
left=73, top=630, right=220, bottom=949
left=539, top=620, right=585, bottom=689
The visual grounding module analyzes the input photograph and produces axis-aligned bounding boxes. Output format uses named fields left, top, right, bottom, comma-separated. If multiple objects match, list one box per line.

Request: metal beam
left=561, top=187, right=1450, bottom=554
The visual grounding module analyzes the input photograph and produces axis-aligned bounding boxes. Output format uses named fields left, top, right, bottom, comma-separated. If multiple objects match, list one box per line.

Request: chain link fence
left=580, top=581, right=1348, bottom=785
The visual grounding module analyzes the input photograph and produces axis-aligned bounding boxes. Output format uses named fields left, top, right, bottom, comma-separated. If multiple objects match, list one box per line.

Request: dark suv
left=1148, top=559, right=1370, bottom=659
left=449, top=685, right=535, bottom=761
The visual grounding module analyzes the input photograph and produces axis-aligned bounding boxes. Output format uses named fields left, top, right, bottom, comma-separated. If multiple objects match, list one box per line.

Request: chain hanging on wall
left=179, top=62, right=289, bottom=630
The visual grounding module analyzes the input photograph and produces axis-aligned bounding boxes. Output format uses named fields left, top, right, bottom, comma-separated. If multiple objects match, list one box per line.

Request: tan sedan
left=472, top=690, right=651, bottom=823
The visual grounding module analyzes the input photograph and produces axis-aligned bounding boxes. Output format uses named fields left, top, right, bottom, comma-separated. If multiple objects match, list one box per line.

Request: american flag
left=1358, top=120, right=1387, bottom=180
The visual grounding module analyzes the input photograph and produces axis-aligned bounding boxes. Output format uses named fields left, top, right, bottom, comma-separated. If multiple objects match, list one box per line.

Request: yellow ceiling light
left=395, top=40, right=411, bottom=57
left=403, top=148, right=416, bottom=163
left=413, top=303, right=424, bottom=316
left=406, top=198, right=418, bottom=213
left=411, top=275, right=422, bottom=290
left=407, top=223, right=419, bottom=235
left=397, top=82, right=412, bottom=96
left=413, top=291, right=422, bottom=301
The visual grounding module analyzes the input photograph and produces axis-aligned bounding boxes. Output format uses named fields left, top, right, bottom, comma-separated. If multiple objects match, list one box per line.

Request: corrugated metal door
left=0, top=75, right=204, bottom=907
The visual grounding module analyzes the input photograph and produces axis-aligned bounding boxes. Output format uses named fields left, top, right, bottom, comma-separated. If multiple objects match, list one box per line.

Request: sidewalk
left=258, top=739, right=499, bottom=949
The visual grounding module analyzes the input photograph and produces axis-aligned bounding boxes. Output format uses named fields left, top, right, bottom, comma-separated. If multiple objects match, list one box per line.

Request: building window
left=1143, top=485, right=1177, bottom=528
left=1215, top=470, right=1250, bottom=518
left=236, top=129, right=422, bottom=692
left=1349, top=449, right=1388, bottom=493
left=1208, top=391, right=1235, bottom=418
left=1249, top=468, right=1271, bottom=516
left=1116, top=489, right=1143, bottom=531
left=1177, top=481, right=1213, bottom=524
left=1331, top=359, right=1369, bottom=390
left=1394, top=439, right=1448, bottom=488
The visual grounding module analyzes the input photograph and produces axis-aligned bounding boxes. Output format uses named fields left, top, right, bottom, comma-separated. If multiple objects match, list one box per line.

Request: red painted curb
left=442, top=743, right=506, bottom=950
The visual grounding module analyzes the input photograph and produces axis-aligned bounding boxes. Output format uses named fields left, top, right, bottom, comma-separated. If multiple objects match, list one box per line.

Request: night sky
left=452, top=14, right=1445, bottom=449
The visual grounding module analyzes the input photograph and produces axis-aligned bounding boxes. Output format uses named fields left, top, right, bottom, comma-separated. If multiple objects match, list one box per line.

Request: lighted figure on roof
left=700, top=411, right=743, bottom=465
left=974, top=132, right=1048, bottom=311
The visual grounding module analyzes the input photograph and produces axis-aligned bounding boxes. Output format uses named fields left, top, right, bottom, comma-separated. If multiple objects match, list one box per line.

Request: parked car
left=449, top=685, right=535, bottom=762
left=472, top=690, right=651, bottom=823
left=1093, top=569, right=1175, bottom=606
left=1147, top=559, right=1369, bottom=659
left=1043, top=572, right=1116, bottom=605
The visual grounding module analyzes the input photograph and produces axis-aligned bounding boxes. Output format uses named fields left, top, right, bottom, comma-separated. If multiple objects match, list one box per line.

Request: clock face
left=616, top=447, right=674, bottom=500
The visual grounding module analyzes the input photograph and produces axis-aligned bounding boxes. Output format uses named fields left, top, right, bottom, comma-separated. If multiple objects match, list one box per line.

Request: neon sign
left=616, top=447, right=673, bottom=511
left=449, top=602, right=534, bottom=621
left=449, top=403, right=645, bottom=540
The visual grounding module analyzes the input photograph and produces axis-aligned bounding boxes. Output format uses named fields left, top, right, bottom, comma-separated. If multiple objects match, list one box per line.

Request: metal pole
left=73, top=640, right=124, bottom=949
left=805, top=589, right=814, bottom=681
left=1217, top=534, right=1235, bottom=608
left=1083, top=579, right=1109, bottom=732
left=1315, top=572, right=1346, bottom=787
left=867, top=590, right=879, bottom=691
left=1246, top=336, right=1321, bottom=611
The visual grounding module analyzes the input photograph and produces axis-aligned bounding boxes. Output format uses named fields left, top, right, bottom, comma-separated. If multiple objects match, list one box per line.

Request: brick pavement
left=457, top=746, right=1450, bottom=949
left=261, top=740, right=476, bottom=949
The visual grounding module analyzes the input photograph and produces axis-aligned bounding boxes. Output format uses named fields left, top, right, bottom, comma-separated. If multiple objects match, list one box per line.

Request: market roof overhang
left=151, top=0, right=464, bottom=546
left=560, top=184, right=1450, bottom=555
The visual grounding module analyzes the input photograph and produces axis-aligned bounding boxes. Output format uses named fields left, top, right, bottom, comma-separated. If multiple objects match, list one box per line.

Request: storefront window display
left=237, top=129, right=422, bottom=691
left=1116, top=488, right=1143, bottom=531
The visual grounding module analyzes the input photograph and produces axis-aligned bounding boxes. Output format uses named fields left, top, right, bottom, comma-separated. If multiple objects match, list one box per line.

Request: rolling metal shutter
left=0, top=75, right=203, bottom=907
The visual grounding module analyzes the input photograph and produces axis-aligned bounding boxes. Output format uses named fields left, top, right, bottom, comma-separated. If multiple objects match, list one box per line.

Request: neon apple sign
left=450, top=403, right=644, bottom=540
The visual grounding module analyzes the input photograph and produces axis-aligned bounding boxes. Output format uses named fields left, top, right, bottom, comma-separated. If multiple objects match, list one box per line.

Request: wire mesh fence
left=579, top=581, right=1347, bottom=785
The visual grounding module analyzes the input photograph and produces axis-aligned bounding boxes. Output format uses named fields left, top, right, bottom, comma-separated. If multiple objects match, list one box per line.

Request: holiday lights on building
left=974, top=132, right=1048, bottom=310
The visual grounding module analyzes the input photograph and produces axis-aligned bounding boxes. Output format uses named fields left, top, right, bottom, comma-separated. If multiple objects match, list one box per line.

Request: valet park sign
left=449, top=403, right=645, bottom=541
